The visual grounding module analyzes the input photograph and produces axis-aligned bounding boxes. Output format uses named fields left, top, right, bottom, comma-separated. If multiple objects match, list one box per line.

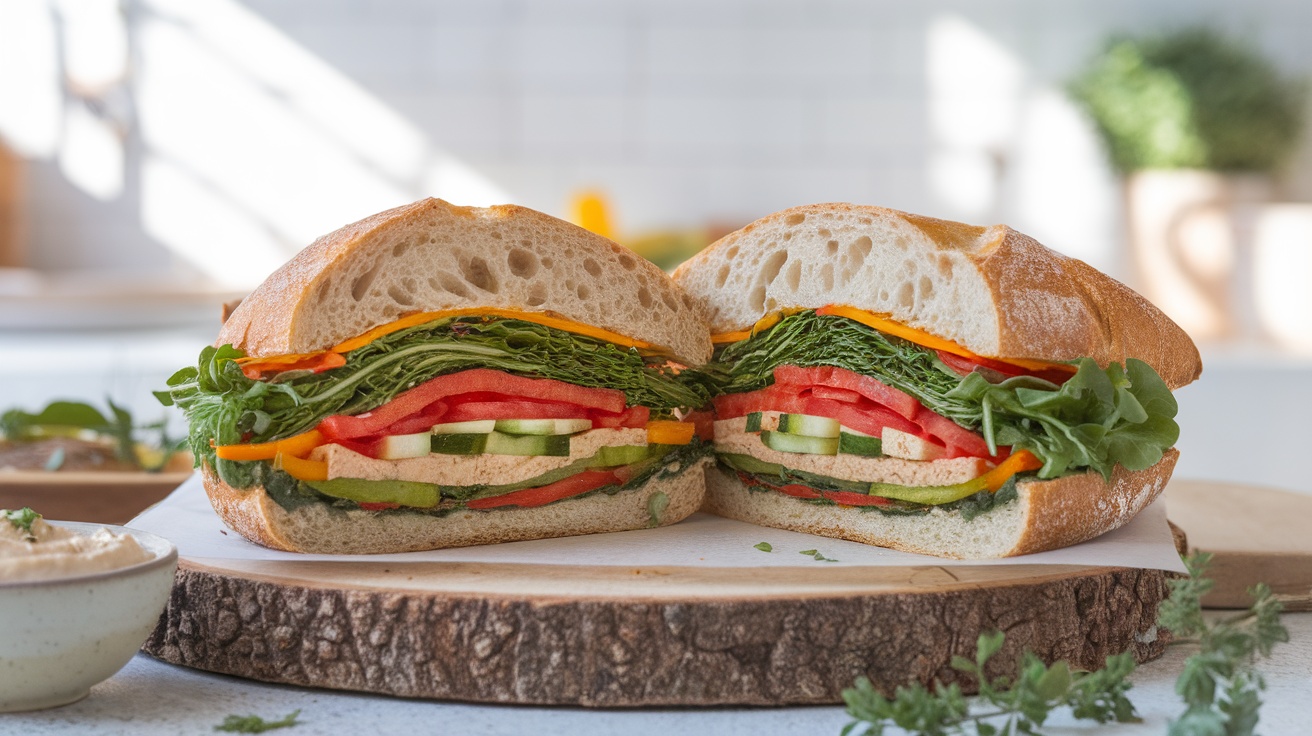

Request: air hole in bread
left=918, top=275, right=934, bottom=299
left=388, top=284, right=414, bottom=306
left=820, top=263, right=835, bottom=289
left=583, top=258, right=602, bottom=277
left=637, top=286, right=653, bottom=309
left=826, top=240, right=839, bottom=255
left=351, top=263, right=381, bottom=302
left=894, top=236, right=909, bottom=252
left=715, top=264, right=731, bottom=288
left=541, top=257, right=554, bottom=269
left=490, top=231, right=502, bottom=240
left=725, top=245, right=739, bottom=258
left=936, top=254, right=954, bottom=278
left=660, top=289, right=678, bottom=312
left=785, top=213, right=805, bottom=226
left=749, top=284, right=766, bottom=312
left=507, top=248, right=539, bottom=278
left=576, top=283, right=592, bottom=299
left=526, top=283, right=547, bottom=306
left=878, top=289, right=890, bottom=301
left=764, top=296, right=779, bottom=311
left=818, top=228, right=831, bottom=238
left=784, top=260, right=802, bottom=291
left=461, top=257, right=499, bottom=293
left=617, top=253, right=638, bottom=271
left=848, top=236, right=873, bottom=263
left=897, top=282, right=915, bottom=308
left=783, top=231, right=792, bottom=241
left=435, top=270, right=470, bottom=298
left=760, top=249, right=788, bottom=288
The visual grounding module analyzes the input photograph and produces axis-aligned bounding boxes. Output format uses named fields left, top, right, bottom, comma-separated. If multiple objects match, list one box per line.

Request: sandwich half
left=159, top=199, right=714, bottom=553
left=672, top=203, right=1200, bottom=559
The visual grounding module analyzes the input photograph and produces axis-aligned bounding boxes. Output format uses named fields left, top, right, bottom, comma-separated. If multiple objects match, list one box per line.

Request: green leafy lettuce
left=157, top=316, right=711, bottom=474
left=703, top=311, right=1179, bottom=480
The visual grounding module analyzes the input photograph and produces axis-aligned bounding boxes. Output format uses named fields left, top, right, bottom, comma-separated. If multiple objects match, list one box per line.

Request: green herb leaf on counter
left=3, top=507, right=41, bottom=542
left=753, top=542, right=773, bottom=552
left=707, top=311, right=1179, bottom=480
left=800, top=548, right=838, bottom=562
left=215, top=709, right=301, bottom=733
left=1160, top=553, right=1289, bottom=736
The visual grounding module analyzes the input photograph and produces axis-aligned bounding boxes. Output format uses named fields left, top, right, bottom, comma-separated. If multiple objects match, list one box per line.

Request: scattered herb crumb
left=799, top=548, right=838, bottom=562
left=753, top=542, right=773, bottom=552
left=214, top=710, right=301, bottom=733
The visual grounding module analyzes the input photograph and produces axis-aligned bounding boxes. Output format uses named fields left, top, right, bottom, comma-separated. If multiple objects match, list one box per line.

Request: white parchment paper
left=130, top=474, right=1186, bottom=571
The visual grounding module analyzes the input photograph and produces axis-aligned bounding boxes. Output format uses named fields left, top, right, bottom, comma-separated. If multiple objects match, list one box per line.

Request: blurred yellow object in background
left=569, top=190, right=616, bottom=242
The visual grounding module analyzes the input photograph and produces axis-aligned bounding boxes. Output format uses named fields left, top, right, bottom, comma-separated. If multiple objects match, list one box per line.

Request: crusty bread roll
left=200, top=199, right=712, bottom=554
left=672, top=203, right=1200, bottom=389
left=673, top=203, right=1198, bottom=558
left=206, top=458, right=710, bottom=555
left=222, top=198, right=711, bottom=364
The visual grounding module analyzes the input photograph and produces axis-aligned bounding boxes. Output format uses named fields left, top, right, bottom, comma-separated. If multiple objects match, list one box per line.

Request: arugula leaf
left=3, top=507, right=41, bottom=541
left=159, top=317, right=712, bottom=473
left=705, top=311, right=1179, bottom=479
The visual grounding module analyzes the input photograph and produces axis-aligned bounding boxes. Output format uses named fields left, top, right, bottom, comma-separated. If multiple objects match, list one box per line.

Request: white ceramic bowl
left=0, top=521, right=177, bottom=712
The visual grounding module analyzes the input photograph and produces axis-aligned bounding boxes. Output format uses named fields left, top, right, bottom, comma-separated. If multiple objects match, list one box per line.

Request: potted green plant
left=1069, top=28, right=1306, bottom=340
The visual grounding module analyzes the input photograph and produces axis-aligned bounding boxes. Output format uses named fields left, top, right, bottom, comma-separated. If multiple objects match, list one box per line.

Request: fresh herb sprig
left=159, top=317, right=711, bottom=471
left=708, top=311, right=1179, bottom=479
left=841, top=553, right=1289, bottom=735
left=1159, top=553, right=1289, bottom=735
left=0, top=399, right=181, bottom=471
left=842, top=631, right=1138, bottom=735
left=214, top=709, right=301, bottom=733
left=3, top=507, right=41, bottom=542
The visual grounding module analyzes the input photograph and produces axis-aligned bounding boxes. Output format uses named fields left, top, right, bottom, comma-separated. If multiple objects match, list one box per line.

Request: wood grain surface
left=1164, top=479, right=1312, bottom=610
left=143, top=556, right=1177, bottom=706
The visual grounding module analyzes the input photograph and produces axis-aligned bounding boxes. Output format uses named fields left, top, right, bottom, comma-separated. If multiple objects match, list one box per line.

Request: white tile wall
left=12, top=0, right=1312, bottom=285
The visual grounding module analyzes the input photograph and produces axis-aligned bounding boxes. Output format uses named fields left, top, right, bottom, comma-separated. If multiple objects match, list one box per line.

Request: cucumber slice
left=430, top=433, right=489, bottom=455
left=432, top=419, right=496, bottom=435
left=588, top=445, right=651, bottom=468
left=377, top=432, right=434, bottom=460
left=778, top=413, right=841, bottom=438
left=485, top=431, right=571, bottom=457
left=306, top=478, right=439, bottom=508
left=838, top=432, right=883, bottom=457
left=745, top=412, right=764, bottom=432
left=760, top=430, right=838, bottom=455
left=494, top=418, right=592, bottom=436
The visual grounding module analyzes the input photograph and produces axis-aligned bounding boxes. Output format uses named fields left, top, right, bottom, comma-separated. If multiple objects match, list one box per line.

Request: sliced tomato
left=442, top=399, right=591, bottom=423
left=684, top=409, right=715, bottom=441
left=466, top=470, right=620, bottom=510
left=820, top=490, right=894, bottom=507
left=317, top=369, right=628, bottom=441
left=589, top=405, right=650, bottom=429
left=714, top=365, right=998, bottom=458
left=774, top=365, right=921, bottom=420
left=738, top=473, right=894, bottom=507
left=358, top=502, right=400, bottom=511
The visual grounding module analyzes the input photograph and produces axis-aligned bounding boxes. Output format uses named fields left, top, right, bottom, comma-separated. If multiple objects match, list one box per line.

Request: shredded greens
left=0, top=399, right=181, bottom=471
left=157, top=316, right=710, bottom=472
left=703, top=311, right=1179, bottom=480
left=3, top=507, right=41, bottom=541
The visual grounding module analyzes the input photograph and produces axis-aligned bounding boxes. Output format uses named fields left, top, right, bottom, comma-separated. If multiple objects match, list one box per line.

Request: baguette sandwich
left=672, top=203, right=1200, bottom=558
left=159, top=199, right=714, bottom=554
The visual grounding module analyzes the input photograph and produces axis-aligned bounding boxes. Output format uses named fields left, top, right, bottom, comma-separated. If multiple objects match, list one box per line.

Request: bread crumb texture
left=220, top=199, right=711, bottom=363
left=673, top=203, right=1200, bottom=389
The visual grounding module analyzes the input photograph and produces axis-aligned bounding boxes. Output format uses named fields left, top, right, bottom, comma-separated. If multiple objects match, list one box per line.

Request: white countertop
left=7, top=613, right=1310, bottom=735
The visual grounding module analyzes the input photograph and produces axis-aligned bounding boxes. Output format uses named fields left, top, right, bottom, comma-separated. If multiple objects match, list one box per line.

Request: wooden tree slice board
left=1164, top=479, right=1312, bottom=611
left=143, top=556, right=1176, bottom=706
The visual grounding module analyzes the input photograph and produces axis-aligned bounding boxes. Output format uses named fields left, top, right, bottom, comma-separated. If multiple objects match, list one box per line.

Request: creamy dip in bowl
left=0, top=511, right=177, bottom=712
